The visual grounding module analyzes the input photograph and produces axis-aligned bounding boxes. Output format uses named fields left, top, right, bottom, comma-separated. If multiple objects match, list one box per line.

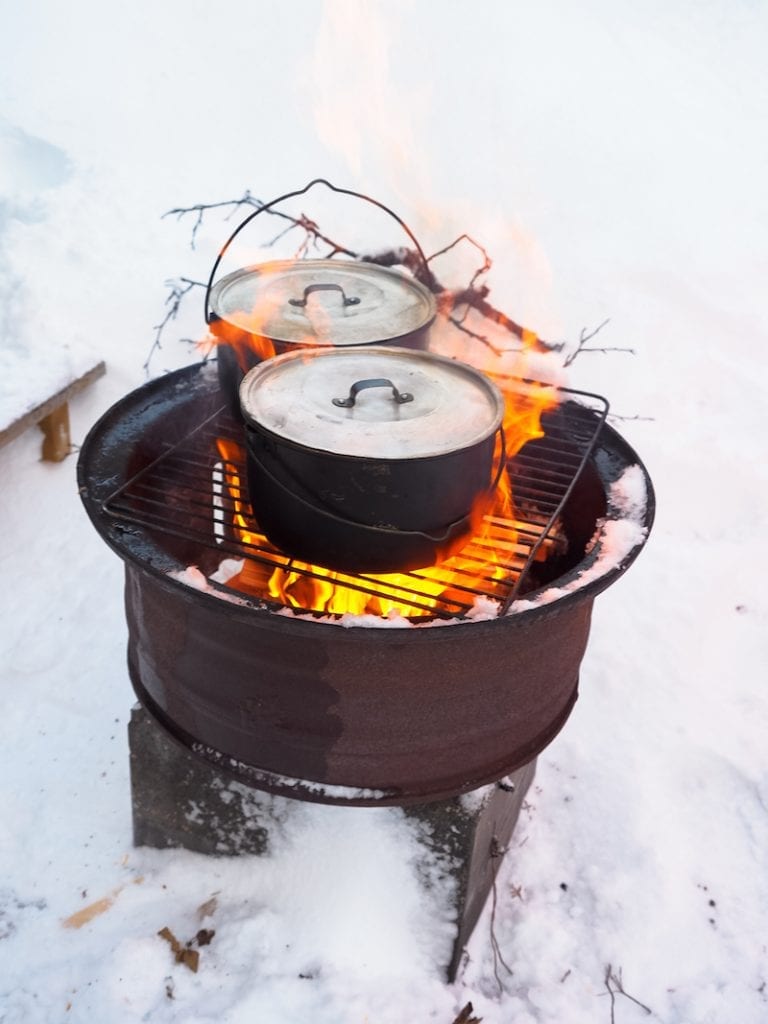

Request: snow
left=2, top=2, right=768, bottom=1023
left=512, top=463, right=650, bottom=612
left=189, top=744, right=389, bottom=803
left=0, top=120, right=101, bottom=428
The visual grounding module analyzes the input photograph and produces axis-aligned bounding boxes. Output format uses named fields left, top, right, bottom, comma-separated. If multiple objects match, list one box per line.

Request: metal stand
left=128, top=703, right=535, bottom=980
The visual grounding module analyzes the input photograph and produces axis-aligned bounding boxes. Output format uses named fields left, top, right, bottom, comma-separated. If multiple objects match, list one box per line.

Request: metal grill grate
left=102, top=380, right=608, bottom=619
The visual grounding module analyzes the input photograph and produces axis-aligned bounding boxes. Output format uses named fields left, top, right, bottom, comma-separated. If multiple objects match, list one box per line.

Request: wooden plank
left=0, top=360, right=106, bottom=457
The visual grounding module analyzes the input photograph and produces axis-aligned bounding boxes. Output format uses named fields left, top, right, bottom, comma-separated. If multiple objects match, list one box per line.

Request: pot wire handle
left=247, top=442, right=469, bottom=544
left=332, top=378, right=413, bottom=409
left=205, top=177, right=434, bottom=325
left=289, top=283, right=360, bottom=309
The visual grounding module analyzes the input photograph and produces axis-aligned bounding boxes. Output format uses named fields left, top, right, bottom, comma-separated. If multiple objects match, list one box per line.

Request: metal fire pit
left=78, top=361, right=654, bottom=807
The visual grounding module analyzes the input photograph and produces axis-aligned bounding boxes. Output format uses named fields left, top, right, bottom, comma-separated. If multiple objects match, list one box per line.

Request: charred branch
left=446, top=316, right=505, bottom=357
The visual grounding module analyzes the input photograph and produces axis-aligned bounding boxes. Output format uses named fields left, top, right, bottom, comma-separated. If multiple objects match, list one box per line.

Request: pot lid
left=209, top=259, right=436, bottom=347
left=239, top=347, right=504, bottom=460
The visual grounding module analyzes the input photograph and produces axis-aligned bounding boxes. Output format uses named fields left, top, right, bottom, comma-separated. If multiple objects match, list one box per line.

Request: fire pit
left=76, top=178, right=654, bottom=978
left=78, top=360, right=654, bottom=805
left=77, top=347, right=653, bottom=980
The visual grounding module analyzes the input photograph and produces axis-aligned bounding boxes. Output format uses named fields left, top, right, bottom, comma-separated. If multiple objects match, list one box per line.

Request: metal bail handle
left=205, top=177, right=433, bottom=325
left=289, top=283, right=361, bottom=309
left=332, top=378, right=414, bottom=409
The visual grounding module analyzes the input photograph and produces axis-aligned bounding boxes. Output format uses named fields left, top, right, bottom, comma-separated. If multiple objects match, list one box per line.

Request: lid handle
left=332, top=378, right=414, bottom=409
left=288, top=283, right=361, bottom=309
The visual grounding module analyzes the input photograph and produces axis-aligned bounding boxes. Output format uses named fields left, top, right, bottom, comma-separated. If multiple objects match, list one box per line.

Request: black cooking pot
left=239, top=347, right=505, bottom=573
left=205, top=179, right=437, bottom=411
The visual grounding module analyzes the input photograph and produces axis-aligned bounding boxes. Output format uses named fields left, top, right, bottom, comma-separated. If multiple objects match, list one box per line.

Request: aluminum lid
left=209, top=259, right=436, bottom=347
left=239, top=347, right=504, bottom=460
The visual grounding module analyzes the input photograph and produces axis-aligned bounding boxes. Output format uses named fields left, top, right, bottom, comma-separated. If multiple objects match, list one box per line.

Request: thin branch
left=603, top=964, right=653, bottom=1021
left=144, top=277, right=205, bottom=375
left=488, top=834, right=514, bottom=994
left=163, top=193, right=262, bottom=250
left=562, top=319, right=635, bottom=367
left=163, top=194, right=356, bottom=258
left=427, top=233, right=492, bottom=293
left=610, top=966, right=653, bottom=1015
left=607, top=413, right=656, bottom=423
left=447, top=316, right=505, bottom=357
left=604, top=964, right=617, bottom=1024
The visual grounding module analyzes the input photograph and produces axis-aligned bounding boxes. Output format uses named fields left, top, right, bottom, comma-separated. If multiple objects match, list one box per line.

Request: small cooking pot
left=239, top=347, right=505, bottom=573
left=205, top=179, right=437, bottom=410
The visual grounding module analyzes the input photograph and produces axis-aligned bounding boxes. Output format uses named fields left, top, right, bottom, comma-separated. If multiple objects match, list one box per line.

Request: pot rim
left=208, top=258, right=437, bottom=348
left=239, top=346, right=505, bottom=461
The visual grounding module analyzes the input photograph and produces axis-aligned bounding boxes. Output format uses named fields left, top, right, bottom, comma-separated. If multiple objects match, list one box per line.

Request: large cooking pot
left=239, top=347, right=505, bottom=573
left=205, top=179, right=437, bottom=409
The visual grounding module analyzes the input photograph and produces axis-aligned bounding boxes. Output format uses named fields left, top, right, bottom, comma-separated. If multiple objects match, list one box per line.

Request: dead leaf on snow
left=452, top=1003, right=482, bottom=1024
left=179, top=947, right=200, bottom=973
left=197, top=894, right=219, bottom=920
left=158, top=926, right=182, bottom=956
left=158, top=926, right=202, bottom=973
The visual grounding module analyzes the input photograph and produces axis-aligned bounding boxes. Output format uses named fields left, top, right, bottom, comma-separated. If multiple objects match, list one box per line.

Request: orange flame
left=203, top=262, right=347, bottom=371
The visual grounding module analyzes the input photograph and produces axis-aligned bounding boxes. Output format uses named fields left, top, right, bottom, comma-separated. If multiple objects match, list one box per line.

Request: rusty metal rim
left=129, top=670, right=579, bottom=807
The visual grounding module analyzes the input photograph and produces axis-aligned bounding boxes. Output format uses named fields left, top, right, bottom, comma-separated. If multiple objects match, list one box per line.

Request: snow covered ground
left=1, top=1, right=767, bottom=1021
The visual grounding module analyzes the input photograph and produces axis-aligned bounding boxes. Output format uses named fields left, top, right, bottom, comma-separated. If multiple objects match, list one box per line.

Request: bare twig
left=603, top=964, right=653, bottom=1021
left=488, top=834, right=514, bottom=994
left=427, top=233, right=492, bottom=294
left=604, top=964, right=617, bottom=1024
left=447, top=316, right=505, bottom=357
left=145, top=277, right=205, bottom=375
left=163, top=193, right=357, bottom=258
left=562, top=319, right=635, bottom=367
left=163, top=193, right=260, bottom=250
left=607, top=413, right=655, bottom=423
left=611, top=966, right=653, bottom=1015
